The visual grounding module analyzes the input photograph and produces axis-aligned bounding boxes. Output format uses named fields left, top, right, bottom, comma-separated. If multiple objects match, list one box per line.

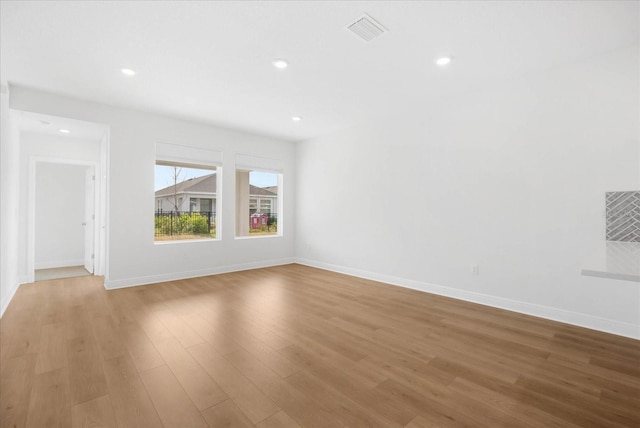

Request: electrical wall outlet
left=471, top=264, right=479, bottom=275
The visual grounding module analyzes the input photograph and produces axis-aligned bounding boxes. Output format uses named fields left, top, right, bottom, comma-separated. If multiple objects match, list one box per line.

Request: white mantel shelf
left=581, top=242, right=640, bottom=282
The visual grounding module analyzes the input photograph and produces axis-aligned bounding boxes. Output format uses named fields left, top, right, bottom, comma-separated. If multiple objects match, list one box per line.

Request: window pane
left=236, top=170, right=280, bottom=237
left=155, top=163, right=218, bottom=241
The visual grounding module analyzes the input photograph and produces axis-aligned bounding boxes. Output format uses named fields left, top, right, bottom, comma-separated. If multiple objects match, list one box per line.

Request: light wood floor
left=1, top=264, right=639, bottom=428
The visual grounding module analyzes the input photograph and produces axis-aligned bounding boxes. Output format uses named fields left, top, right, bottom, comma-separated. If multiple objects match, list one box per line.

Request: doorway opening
left=21, top=112, right=109, bottom=285
left=31, top=161, right=98, bottom=281
left=32, top=163, right=95, bottom=282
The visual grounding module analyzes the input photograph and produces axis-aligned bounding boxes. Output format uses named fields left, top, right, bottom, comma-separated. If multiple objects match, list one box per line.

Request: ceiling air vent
left=347, top=14, right=387, bottom=42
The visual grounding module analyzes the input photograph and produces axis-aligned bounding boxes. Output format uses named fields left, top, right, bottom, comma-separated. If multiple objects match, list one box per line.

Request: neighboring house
left=248, top=186, right=278, bottom=215
left=155, top=173, right=277, bottom=214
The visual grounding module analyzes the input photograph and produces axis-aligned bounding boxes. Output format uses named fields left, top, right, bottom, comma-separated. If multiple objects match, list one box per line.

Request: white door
left=84, top=168, right=95, bottom=274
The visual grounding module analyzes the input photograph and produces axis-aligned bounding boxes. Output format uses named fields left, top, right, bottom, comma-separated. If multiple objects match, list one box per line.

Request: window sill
left=154, top=238, right=220, bottom=245
left=235, top=235, right=282, bottom=240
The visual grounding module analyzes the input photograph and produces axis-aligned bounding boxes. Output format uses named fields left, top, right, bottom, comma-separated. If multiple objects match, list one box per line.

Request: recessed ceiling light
left=435, top=56, right=452, bottom=66
left=59, top=129, right=70, bottom=134
left=121, top=68, right=136, bottom=76
left=292, top=116, right=302, bottom=122
left=272, top=59, right=289, bottom=69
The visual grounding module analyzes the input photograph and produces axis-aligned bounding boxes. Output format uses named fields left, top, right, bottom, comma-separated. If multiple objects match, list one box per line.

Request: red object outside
left=250, top=213, right=268, bottom=229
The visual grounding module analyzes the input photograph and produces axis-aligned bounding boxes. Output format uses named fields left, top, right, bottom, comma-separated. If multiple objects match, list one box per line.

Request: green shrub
left=189, top=213, right=209, bottom=233
left=155, top=212, right=210, bottom=235
left=155, top=215, right=174, bottom=235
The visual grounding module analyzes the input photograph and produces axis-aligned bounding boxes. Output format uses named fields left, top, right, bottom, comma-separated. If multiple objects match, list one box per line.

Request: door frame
left=84, top=166, right=95, bottom=274
left=27, top=156, right=105, bottom=283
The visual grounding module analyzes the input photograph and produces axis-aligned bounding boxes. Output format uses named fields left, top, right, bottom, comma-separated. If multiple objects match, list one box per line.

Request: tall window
left=236, top=169, right=281, bottom=237
left=155, top=163, right=218, bottom=241
left=155, top=142, right=222, bottom=242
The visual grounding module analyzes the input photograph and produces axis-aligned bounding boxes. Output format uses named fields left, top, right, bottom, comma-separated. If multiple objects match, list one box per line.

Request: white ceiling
left=18, top=111, right=108, bottom=142
left=1, top=1, right=638, bottom=142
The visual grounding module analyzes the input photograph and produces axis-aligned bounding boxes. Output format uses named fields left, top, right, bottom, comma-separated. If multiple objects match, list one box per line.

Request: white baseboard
left=0, top=281, right=20, bottom=318
left=104, top=257, right=296, bottom=290
left=35, top=259, right=84, bottom=270
left=295, top=258, right=640, bottom=340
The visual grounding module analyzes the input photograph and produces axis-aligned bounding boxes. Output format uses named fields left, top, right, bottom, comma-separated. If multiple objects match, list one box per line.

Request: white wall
left=296, top=45, right=640, bottom=338
left=35, top=163, right=87, bottom=269
left=0, top=86, right=21, bottom=317
left=11, top=88, right=296, bottom=289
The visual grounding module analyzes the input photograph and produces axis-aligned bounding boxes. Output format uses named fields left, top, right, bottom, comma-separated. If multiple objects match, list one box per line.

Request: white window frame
left=155, top=142, right=222, bottom=244
left=235, top=154, right=283, bottom=239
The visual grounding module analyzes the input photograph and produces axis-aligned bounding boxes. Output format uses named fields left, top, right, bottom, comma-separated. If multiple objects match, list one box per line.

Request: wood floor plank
left=547, top=352, right=640, bottom=389
left=1, top=265, right=638, bottom=428
left=138, top=364, right=208, bottom=428
left=132, top=307, right=174, bottom=344
left=212, top=316, right=302, bottom=377
left=404, top=415, right=445, bottom=428
left=279, top=337, right=387, bottom=388
left=223, top=311, right=294, bottom=351
left=101, top=355, right=163, bottom=428
left=65, top=304, right=93, bottom=343
left=71, top=395, right=117, bottom=428
left=104, top=291, right=142, bottom=327
left=66, top=336, right=108, bottom=405
left=103, top=288, right=160, bottom=370
left=377, top=327, right=523, bottom=384
left=187, top=342, right=280, bottom=424
left=376, top=378, right=507, bottom=428
left=279, top=342, right=431, bottom=426
left=600, top=384, right=640, bottom=409
left=118, top=320, right=165, bottom=372
left=89, top=315, right=126, bottom=361
left=448, top=370, right=620, bottom=428
left=4, top=310, right=41, bottom=360
left=181, top=312, right=246, bottom=355
left=154, top=337, right=228, bottom=411
left=226, top=347, right=346, bottom=428
left=155, top=308, right=205, bottom=348
left=515, top=374, right=639, bottom=427
left=358, top=353, right=454, bottom=391
left=256, top=410, right=303, bottom=428
left=0, top=321, right=11, bottom=368
left=37, top=290, right=68, bottom=326
left=0, top=353, right=37, bottom=428
left=448, top=377, right=582, bottom=428
left=25, top=367, right=71, bottom=428
left=200, top=399, right=254, bottom=428
left=0, top=306, right=32, bottom=365
left=286, top=369, right=400, bottom=427
left=82, top=282, right=110, bottom=320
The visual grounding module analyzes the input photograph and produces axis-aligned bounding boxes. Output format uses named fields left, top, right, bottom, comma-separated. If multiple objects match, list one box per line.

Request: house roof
left=155, top=173, right=216, bottom=197
left=251, top=186, right=278, bottom=197
left=155, top=173, right=277, bottom=197
left=263, top=186, right=278, bottom=194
